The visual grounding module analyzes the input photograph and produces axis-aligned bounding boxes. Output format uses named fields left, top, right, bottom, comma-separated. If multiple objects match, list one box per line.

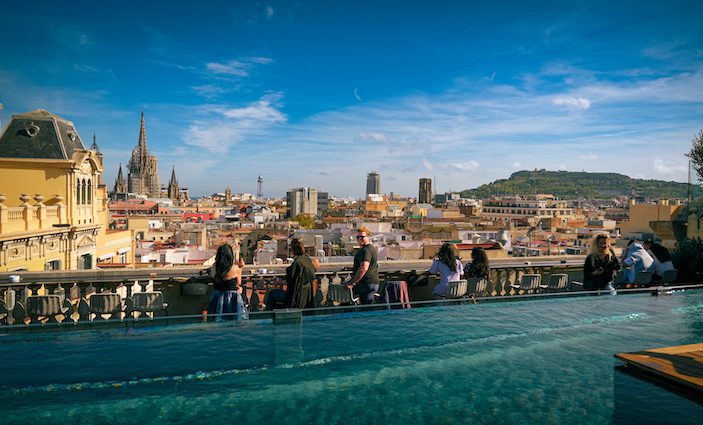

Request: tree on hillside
left=686, top=129, right=703, bottom=182
left=293, top=214, right=315, bottom=229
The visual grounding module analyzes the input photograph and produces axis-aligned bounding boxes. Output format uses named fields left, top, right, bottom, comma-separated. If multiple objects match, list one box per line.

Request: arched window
left=77, top=179, right=81, bottom=204
left=81, top=179, right=86, bottom=205
left=87, top=180, right=92, bottom=204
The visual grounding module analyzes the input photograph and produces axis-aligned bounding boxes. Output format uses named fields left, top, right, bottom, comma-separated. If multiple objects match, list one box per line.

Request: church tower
left=167, top=166, right=180, bottom=204
left=127, top=111, right=160, bottom=197
left=224, top=186, right=232, bottom=205
left=111, top=163, right=127, bottom=200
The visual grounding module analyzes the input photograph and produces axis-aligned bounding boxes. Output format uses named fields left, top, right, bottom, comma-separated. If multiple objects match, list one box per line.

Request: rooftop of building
left=0, top=109, right=88, bottom=160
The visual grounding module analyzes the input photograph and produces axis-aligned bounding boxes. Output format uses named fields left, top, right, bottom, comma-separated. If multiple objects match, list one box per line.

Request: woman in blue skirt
left=208, top=244, right=247, bottom=321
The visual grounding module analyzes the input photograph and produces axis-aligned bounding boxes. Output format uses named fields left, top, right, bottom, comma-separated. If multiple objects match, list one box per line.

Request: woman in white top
left=429, top=243, right=463, bottom=296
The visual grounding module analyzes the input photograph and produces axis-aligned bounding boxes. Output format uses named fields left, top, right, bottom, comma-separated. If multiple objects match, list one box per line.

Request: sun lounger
left=510, top=274, right=542, bottom=294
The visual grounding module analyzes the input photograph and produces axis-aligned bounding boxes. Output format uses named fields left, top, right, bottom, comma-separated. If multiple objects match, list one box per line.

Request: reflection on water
left=1, top=291, right=702, bottom=424
left=614, top=366, right=703, bottom=425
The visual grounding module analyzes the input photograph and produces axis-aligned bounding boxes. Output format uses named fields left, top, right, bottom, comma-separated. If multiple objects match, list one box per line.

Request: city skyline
left=0, top=0, right=702, bottom=197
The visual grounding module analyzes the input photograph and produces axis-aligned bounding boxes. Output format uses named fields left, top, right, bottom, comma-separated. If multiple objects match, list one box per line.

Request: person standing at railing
left=346, top=227, right=379, bottom=304
left=429, top=243, right=463, bottom=297
left=208, top=243, right=247, bottom=321
left=284, top=238, right=319, bottom=309
left=583, top=234, right=619, bottom=294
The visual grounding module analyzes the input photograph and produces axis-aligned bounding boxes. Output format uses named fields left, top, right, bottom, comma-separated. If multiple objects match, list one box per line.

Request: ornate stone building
left=127, top=112, right=160, bottom=198
left=0, top=109, right=133, bottom=271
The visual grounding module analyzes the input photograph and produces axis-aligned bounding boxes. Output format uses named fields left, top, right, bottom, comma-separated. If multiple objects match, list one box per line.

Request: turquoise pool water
left=1, top=291, right=702, bottom=424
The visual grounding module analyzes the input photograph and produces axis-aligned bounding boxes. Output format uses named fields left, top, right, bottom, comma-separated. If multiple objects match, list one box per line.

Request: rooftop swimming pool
left=2, top=290, right=702, bottom=424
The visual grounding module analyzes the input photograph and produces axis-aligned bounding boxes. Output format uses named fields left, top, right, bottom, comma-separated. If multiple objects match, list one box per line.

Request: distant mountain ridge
left=460, top=170, right=702, bottom=200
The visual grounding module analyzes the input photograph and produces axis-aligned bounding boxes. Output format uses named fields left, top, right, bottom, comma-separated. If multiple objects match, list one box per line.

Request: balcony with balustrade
left=0, top=258, right=696, bottom=331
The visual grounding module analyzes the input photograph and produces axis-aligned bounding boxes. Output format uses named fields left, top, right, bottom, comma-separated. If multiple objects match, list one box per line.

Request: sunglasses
left=356, top=235, right=366, bottom=239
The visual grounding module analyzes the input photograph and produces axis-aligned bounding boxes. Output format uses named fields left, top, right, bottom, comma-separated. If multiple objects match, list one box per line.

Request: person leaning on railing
left=284, top=238, right=319, bottom=308
left=207, top=243, right=247, bottom=321
left=583, top=234, right=619, bottom=294
left=345, top=227, right=380, bottom=305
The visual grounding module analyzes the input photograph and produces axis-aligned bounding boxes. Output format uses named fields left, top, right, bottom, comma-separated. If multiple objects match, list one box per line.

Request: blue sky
left=1, top=0, right=701, bottom=198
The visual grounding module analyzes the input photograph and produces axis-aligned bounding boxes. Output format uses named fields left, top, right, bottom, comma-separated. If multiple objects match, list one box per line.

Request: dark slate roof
left=0, top=109, right=86, bottom=159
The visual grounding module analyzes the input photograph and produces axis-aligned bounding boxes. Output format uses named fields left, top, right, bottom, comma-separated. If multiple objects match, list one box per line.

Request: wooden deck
left=615, top=343, right=703, bottom=394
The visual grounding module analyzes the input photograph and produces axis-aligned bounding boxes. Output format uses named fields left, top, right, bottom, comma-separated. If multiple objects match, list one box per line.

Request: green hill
left=460, top=170, right=702, bottom=200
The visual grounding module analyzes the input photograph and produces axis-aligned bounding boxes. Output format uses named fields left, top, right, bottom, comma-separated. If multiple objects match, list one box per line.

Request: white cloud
left=265, top=6, right=274, bottom=19
left=191, top=84, right=228, bottom=98
left=552, top=96, right=591, bottom=110
left=74, top=64, right=98, bottom=73
left=653, top=159, right=688, bottom=176
left=205, top=57, right=273, bottom=77
left=558, top=164, right=567, bottom=170
left=422, top=159, right=434, bottom=172
left=358, top=132, right=389, bottom=142
left=219, top=93, right=286, bottom=122
left=450, top=161, right=480, bottom=171
left=511, top=161, right=522, bottom=169
left=580, top=153, right=598, bottom=160
left=183, top=92, right=287, bottom=153
left=207, top=60, right=249, bottom=77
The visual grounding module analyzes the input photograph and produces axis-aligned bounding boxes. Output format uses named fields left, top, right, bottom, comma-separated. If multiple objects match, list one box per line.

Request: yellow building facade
left=0, top=109, right=133, bottom=271
left=619, top=200, right=684, bottom=249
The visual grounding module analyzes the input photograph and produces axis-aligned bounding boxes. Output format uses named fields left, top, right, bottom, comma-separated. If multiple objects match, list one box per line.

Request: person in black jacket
left=284, top=238, right=318, bottom=308
left=583, top=234, right=620, bottom=293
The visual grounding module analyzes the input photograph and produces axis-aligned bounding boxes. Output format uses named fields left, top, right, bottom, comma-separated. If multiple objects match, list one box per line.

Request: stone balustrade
left=0, top=261, right=588, bottom=329
left=0, top=193, right=66, bottom=234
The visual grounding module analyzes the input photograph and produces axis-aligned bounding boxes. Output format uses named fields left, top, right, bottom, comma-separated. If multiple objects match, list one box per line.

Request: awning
left=117, top=247, right=131, bottom=254
left=98, top=253, right=114, bottom=261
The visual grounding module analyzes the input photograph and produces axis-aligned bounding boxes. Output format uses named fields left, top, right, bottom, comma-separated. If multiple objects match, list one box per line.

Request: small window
left=45, top=260, right=61, bottom=271
left=24, top=122, right=40, bottom=137
left=87, top=180, right=92, bottom=204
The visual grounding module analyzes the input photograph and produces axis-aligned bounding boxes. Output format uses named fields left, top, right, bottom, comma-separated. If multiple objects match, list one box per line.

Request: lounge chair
left=540, top=274, right=569, bottom=292
left=127, top=291, right=168, bottom=319
left=613, top=270, right=626, bottom=288
left=26, top=295, right=69, bottom=324
left=434, top=279, right=468, bottom=300
left=89, top=293, right=123, bottom=320
left=326, top=284, right=359, bottom=306
left=510, top=274, right=542, bottom=294
left=466, top=277, right=490, bottom=303
left=633, top=271, right=653, bottom=287
left=657, top=269, right=678, bottom=286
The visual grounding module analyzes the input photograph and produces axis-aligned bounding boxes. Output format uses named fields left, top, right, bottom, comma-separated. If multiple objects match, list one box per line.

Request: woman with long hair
left=464, top=247, right=490, bottom=279
left=583, top=233, right=620, bottom=293
left=429, top=243, right=463, bottom=297
left=208, top=243, right=247, bottom=320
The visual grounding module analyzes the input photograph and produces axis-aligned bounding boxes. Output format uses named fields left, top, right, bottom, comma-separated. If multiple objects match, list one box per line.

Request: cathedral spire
left=167, top=165, right=180, bottom=203
left=116, top=162, right=124, bottom=181
left=138, top=110, right=147, bottom=151
left=169, top=165, right=177, bottom=186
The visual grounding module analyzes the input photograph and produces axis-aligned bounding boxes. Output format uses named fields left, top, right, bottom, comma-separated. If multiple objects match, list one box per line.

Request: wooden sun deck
left=615, top=343, right=703, bottom=394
